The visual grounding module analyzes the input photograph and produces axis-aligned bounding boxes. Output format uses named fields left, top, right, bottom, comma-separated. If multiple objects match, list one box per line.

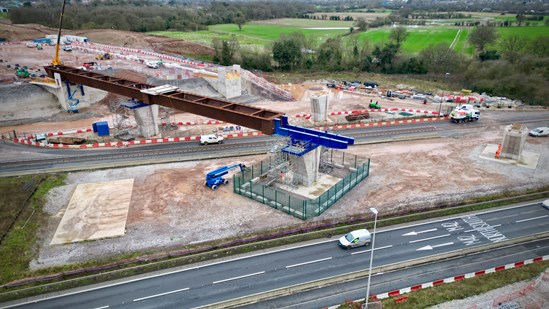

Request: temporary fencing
left=233, top=149, right=370, bottom=220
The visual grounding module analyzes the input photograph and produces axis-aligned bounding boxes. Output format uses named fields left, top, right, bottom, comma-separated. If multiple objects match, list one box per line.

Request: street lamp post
left=365, top=207, right=378, bottom=308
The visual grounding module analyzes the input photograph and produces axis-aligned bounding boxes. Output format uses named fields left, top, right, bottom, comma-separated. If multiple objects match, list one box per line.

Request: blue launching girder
left=273, top=115, right=354, bottom=156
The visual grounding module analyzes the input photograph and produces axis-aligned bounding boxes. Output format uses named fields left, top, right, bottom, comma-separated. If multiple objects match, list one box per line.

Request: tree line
left=215, top=26, right=548, bottom=105
left=8, top=0, right=314, bottom=32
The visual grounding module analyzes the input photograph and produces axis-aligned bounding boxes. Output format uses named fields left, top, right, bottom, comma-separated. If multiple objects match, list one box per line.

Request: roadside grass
left=376, top=260, right=549, bottom=309
left=0, top=176, right=43, bottom=239
left=0, top=174, right=65, bottom=285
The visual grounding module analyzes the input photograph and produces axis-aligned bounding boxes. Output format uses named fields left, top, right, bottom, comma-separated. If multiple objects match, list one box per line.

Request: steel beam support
left=44, top=65, right=284, bottom=134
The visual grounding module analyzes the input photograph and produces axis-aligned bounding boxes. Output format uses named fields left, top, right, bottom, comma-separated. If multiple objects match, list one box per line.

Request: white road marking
left=402, top=228, right=438, bottom=236
left=351, top=245, right=393, bottom=255
left=286, top=257, right=332, bottom=269
left=465, top=224, right=501, bottom=233
left=409, top=234, right=451, bottom=243
left=417, top=242, right=454, bottom=251
left=212, top=271, right=265, bottom=284
left=93, top=306, right=109, bottom=309
left=133, top=287, right=189, bottom=302
left=516, top=215, right=548, bottom=223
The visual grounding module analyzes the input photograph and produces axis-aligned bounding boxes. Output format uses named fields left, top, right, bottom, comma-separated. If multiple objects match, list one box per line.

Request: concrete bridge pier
left=289, top=147, right=321, bottom=186
left=133, top=104, right=160, bottom=138
left=310, top=94, right=329, bottom=122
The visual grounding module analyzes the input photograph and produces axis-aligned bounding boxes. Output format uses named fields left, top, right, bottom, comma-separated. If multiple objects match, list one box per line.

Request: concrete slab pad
left=480, top=144, right=540, bottom=169
left=276, top=174, right=341, bottom=200
left=50, top=179, right=134, bottom=245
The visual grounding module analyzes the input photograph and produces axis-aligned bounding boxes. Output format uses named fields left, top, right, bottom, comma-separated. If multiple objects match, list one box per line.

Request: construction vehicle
left=345, top=111, right=370, bottom=121
left=96, top=53, right=112, bottom=60
left=15, top=68, right=30, bottom=78
left=205, top=163, right=247, bottom=190
left=450, top=106, right=480, bottom=123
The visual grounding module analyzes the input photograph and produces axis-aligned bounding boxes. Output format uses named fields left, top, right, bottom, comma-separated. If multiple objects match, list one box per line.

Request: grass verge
left=0, top=174, right=65, bottom=285
left=374, top=260, right=549, bottom=309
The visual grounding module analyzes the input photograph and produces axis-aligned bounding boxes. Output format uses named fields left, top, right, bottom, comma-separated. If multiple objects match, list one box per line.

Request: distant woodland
left=9, top=1, right=314, bottom=32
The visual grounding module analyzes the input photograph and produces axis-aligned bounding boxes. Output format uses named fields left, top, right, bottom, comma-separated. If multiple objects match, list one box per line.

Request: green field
left=152, top=18, right=547, bottom=56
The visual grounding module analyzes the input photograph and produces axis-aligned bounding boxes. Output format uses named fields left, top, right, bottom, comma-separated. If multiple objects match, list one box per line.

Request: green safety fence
left=233, top=149, right=370, bottom=220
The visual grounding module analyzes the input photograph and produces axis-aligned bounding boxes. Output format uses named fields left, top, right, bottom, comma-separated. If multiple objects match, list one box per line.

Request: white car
left=542, top=200, right=549, bottom=210
left=200, top=134, right=223, bottom=145
left=529, top=127, right=549, bottom=137
left=145, top=61, right=159, bottom=69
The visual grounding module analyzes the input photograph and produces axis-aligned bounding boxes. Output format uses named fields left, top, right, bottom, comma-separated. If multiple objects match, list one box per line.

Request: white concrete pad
left=479, top=144, right=540, bottom=169
left=50, top=179, right=134, bottom=245
left=277, top=174, right=341, bottom=200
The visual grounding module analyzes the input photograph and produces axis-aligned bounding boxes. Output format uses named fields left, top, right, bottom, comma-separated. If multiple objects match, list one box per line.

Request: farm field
left=151, top=18, right=547, bottom=56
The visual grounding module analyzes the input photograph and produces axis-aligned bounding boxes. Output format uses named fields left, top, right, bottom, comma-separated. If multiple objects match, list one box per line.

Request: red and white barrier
left=373, top=255, right=548, bottom=300
left=295, top=107, right=442, bottom=119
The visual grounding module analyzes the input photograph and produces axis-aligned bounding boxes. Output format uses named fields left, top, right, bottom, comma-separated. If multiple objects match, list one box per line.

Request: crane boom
left=51, top=0, right=67, bottom=66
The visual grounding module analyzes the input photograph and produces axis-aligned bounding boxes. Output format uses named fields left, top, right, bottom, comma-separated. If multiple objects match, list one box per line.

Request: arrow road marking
left=516, top=215, right=548, bottom=223
left=417, top=242, right=454, bottom=251
left=409, top=234, right=451, bottom=243
left=402, top=228, right=438, bottom=236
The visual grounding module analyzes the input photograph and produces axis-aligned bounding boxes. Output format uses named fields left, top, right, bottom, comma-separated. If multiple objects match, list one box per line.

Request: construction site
left=1, top=20, right=549, bottom=307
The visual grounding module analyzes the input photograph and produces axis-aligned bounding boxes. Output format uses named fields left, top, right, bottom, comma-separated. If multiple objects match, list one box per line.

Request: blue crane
left=205, top=163, right=247, bottom=190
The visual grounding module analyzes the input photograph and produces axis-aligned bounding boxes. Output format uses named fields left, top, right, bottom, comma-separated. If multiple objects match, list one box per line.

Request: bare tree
left=354, top=17, right=368, bottom=32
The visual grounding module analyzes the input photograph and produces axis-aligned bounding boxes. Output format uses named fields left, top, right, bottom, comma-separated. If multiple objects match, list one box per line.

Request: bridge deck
left=44, top=65, right=284, bottom=135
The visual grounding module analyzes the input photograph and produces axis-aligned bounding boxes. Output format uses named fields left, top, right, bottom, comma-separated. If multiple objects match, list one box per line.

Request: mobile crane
left=51, top=0, right=67, bottom=66
left=205, top=164, right=247, bottom=190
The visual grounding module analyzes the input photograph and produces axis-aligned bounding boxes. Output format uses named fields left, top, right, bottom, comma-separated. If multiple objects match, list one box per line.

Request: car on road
left=63, top=45, right=72, bottom=52
left=542, top=200, right=549, bottom=210
left=145, top=61, right=159, bottom=69
left=529, top=127, right=549, bottom=137
left=200, top=134, right=223, bottom=145
left=338, top=229, right=371, bottom=249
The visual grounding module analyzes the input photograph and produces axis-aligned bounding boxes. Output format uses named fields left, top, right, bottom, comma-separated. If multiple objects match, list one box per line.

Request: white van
left=338, top=229, right=371, bottom=249
left=529, top=127, right=549, bottom=137
left=200, top=134, right=223, bottom=145
left=145, top=61, right=159, bottom=69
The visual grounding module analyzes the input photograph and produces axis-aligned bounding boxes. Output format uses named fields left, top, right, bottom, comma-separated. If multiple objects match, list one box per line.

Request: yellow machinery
left=51, top=0, right=67, bottom=66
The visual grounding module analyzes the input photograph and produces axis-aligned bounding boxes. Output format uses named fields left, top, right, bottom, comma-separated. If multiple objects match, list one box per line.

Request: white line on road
left=402, top=228, right=438, bottom=236
left=133, top=287, right=190, bottom=302
left=93, top=306, right=109, bottom=309
left=351, top=245, right=393, bottom=255
left=286, top=257, right=332, bottom=269
left=417, top=242, right=454, bottom=251
left=516, top=215, right=548, bottom=223
left=465, top=224, right=501, bottom=233
left=409, top=234, right=451, bottom=243
left=213, top=271, right=265, bottom=284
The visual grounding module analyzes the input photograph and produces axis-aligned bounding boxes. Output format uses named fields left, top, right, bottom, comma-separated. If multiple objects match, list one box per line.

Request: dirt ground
left=1, top=23, right=548, bottom=306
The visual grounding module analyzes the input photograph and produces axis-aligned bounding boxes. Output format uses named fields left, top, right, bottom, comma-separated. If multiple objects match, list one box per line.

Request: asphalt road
left=1, top=110, right=548, bottom=176
left=4, top=202, right=548, bottom=309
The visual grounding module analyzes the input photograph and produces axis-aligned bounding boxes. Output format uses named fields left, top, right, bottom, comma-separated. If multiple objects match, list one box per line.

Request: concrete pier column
left=134, top=104, right=160, bottom=138
left=217, top=64, right=242, bottom=99
left=53, top=72, right=70, bottom=111
left=310, top=94, right=329, bottom=122
left=500, top=124, right=528, bottom=160
left=289, top=147, right=321, bottom=186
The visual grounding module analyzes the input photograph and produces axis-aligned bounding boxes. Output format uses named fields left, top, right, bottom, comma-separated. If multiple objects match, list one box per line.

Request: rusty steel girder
left=44, top=65, right=284, bottom=135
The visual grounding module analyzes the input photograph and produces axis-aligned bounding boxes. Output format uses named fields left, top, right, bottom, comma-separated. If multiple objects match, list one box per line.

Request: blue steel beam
left=273, top=116, right=354, bottom=150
